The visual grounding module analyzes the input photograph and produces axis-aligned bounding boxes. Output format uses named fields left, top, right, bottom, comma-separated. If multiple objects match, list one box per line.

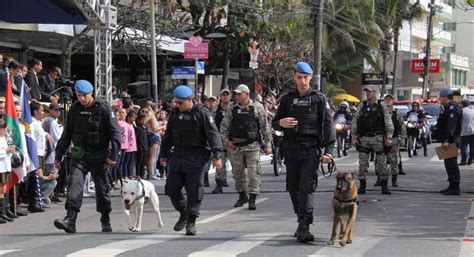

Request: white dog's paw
left=158, top=220, right=164, bottom=228
left=129, top=226, right=141, bottom=232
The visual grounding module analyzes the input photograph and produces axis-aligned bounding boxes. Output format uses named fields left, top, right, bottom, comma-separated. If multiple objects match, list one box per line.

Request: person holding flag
left=0, top=74, right=28, bottom=222
left=18, top=77, right=42, bottom=213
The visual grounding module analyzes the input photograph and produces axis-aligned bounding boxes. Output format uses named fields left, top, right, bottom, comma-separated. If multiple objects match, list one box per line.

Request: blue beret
left=75, top=80, right=94, bottom=94
left=295, top=61, right=313, bottom=74
left=173, top=85, right=194, bottom=98
left=439, top=88, right=453, bottom=97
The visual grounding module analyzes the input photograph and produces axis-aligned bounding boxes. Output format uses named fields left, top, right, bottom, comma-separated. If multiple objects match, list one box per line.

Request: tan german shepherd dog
left=327, top=172, right=358, bottom=247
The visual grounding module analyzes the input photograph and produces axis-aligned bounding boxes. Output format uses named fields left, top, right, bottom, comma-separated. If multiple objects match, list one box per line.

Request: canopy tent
left=333, top=93, right=360, bottom=103
left=0, top=0, right=84, bottom=24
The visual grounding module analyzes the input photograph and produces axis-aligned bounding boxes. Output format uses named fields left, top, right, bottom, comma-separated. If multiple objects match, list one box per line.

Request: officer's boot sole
left=54, top=219, right=76, bottom=233
left=297, top=232, right=315, bottom=243
left=174, top=214, right=187, bottom=232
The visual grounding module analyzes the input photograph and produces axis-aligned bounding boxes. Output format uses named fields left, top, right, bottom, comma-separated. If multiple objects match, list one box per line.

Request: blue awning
left=0, top=0, right=85, bottom=24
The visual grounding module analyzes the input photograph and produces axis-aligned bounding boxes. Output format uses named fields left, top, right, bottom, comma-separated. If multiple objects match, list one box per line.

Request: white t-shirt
left=31, top=117, right=46, bottom=157
left=0, top=135, right=12, bottom=173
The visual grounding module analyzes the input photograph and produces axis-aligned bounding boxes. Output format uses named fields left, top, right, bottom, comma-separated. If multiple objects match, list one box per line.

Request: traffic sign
left=184, top=36, right=209, bottom=59
left=411, top=59, right=441, bottom=73
left=362, top=73, right=388, bottom=85
left=171, top=66, right=195, bottom=79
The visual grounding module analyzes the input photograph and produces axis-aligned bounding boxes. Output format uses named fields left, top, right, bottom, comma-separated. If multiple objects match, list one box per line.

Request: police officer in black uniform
left=273, top=61, right=335, bottom=243
left=437, top=88, right=462, bottom=195
left=159, top=85, right=224, bottom=236
left=53, top=80, right=121, bottom=233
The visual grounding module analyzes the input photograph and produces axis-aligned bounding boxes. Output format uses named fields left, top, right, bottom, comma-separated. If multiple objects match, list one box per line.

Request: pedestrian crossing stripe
left=188, top=232, right=282, bottom=257
left=66, top=234, right=183, bottom=257
left=0, top=250, right=18, bottom=256
left=309, top=237, right=382, bottom=257
left=198, top=198, right=269, bottom=224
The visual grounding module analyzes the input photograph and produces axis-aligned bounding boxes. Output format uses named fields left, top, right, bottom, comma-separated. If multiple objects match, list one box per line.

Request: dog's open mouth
left=124, top=202, right=132, bottom=210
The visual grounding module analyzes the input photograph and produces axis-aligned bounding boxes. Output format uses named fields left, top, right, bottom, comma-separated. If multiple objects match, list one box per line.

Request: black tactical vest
left=358, top=101, right=384, bottom=134
left=229, top=105, right=259, bottom=141
left=215, top=104, right=226, bottom=131
left=72, top=101, right=107, bottom=149
left=171, top=106, right=206, bottom=149
left=391, top=111, right=400, bottom=137
left=284, top=91, right=320, bottom=137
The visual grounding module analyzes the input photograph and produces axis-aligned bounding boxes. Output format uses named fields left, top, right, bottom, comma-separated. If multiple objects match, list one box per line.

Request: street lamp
left=205, top=29, right=229, bottom=90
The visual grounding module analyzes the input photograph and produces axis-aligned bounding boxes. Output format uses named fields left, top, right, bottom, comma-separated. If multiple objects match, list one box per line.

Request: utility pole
left=314, top=0, right=324, bottom=92
left=422, top=0, right=436, bottom=99
left=150, top=0, right=159, bottom=103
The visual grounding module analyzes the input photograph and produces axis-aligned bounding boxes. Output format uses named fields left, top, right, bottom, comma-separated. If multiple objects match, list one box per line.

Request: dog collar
left=134, top=179, right=146, bottom=201
left=334, top=197, right=358, bottom=204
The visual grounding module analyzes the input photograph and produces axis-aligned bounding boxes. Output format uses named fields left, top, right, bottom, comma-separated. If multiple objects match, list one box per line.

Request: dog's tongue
left=125, top=202, right=131, bottom=210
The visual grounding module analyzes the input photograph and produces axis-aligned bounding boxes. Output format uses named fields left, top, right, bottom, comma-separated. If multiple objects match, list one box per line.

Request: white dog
left=121, top=179, right=163, bottom=232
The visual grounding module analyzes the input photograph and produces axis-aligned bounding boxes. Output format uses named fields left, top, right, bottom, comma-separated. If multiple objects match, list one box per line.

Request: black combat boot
left=392, top=175, right=398, bottom=187
left=54, top=209, right=77, bottom=233
left=186, top=216, right=197, bottom=236
left=358, top=179, right=366, bottom=194
left=296, top=215, right=314, bottom=243
left=441, top=182, right=461, bottom=195
left=373, top=177, right=381, bottom=187
left=248, top=194, right=257, bottom=210
left=0, top=198, right=13, bottom=222
left=174, top=211, right=187, bottom=231
left=4, top=191, right=17, bottom=219
left=381, top=179, right=391, bottom=195
left=100, top=213, right=112, bottom=232
left=233, top=192, right=249, bottom=207
left=211, top=180, right=223, bottom=194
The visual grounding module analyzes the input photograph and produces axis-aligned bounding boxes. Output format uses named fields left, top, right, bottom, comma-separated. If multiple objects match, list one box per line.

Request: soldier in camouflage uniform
left=211, top=89, right=233, bottom=194
left=351, top=85, right=394, bottom=195
left=383, top=94, right=406, bottom=187
left=220, top=84, right=272, bottom=210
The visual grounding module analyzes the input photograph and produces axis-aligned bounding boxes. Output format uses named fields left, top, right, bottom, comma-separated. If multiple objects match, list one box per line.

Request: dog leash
left=106, top=166, right=123, bottom=190
left=319, top=155, right=338, bottom=178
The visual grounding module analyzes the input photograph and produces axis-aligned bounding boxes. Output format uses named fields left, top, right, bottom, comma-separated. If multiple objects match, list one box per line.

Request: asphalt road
left=0, top=144, right=473, bottom=257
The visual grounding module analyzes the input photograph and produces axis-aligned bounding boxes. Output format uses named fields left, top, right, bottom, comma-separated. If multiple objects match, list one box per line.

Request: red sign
left=184, top=36, right=209, bottom=59
left=411, top=58, right=441, bottom=73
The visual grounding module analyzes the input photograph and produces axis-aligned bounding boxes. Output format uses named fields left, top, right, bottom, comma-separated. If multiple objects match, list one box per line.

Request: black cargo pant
left=165, top=154, right=207, bottom=218
left=285, top=148, right=321, bottom=222
left=65, top=158, right=111, bottom=215
left=444, top=156, right=460, bottom=183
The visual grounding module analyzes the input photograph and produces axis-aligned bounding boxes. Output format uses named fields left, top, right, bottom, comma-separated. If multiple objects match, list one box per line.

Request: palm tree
left=323, top=0, right=382, bottom=85
left=390, top=0, right=423, bottom=96
left=374, top=0, right=423, bottom=95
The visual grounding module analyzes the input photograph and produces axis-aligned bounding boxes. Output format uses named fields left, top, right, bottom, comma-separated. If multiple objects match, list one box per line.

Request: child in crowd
left=114, top=108, right=129, bottom=182
left=123, top=111, right=137, bottom=179
left=135, top=112, right=148, bottom=179
left=0, top=117, right=16, bottom=223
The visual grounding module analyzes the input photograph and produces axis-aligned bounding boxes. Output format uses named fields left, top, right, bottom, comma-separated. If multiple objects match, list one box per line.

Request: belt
left=359, top=132, right=384, bottom=137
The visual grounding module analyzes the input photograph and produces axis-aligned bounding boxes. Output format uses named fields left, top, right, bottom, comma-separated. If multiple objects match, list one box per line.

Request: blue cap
left=439, top=88, right=453, bottom=97
left=173, top=85, right=194, bottom=98
left=75, top=80, right=93, bottom=94
left=295, top=61, right=313, bottom=74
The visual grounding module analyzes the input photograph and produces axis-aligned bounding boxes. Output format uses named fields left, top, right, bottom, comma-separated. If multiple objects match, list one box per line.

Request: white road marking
left=430, top=155, right=443, bottom=162
left=0, top=250, right=19, bottom=256
left=188, top=232, right=282, bottom=257
left=459, top=199, right=474, bottom=257
left=198, top=198, right=269, bottom=224
left=66, top=234, right=182, bottom=257
left=0, top=235, right=85, bottom=255
left=308, top=236, right=382, bottom=257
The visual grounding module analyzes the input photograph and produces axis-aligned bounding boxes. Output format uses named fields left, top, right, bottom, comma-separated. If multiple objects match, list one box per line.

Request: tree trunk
left=221, top=47, right=230, bottom=90
left=391, top=28, right=400, bottom=97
